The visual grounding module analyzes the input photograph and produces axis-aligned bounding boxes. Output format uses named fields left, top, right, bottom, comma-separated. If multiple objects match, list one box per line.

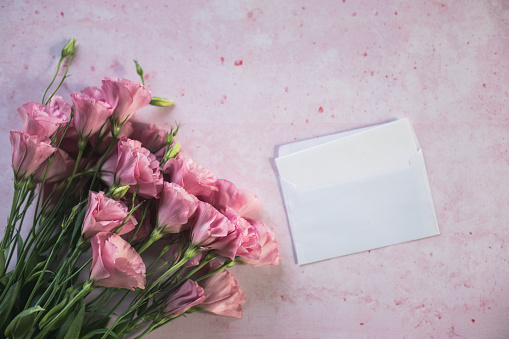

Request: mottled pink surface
left=1, top=1, right=508, bottom=338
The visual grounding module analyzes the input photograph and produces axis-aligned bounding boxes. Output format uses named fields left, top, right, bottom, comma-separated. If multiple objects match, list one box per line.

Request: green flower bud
left=61, top=38, right=76, bottom=58
left=134, top=59, right=144, bottom=77
left=150, top=97, right=174, bottom=107
left=109, top=185, right=130, bottom=200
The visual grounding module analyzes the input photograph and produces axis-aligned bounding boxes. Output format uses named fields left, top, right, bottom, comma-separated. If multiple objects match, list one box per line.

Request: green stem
left=135, top=322, right=158, bottom=339
left=42, top=57, right=63, bottom=104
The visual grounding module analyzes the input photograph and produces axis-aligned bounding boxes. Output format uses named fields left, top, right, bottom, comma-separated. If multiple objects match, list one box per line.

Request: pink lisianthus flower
left=17, top=97, right=70, bottom=138
left=10, top=130, right=56, bottom=181
left=71, top=92, right=112, bottom=139
left=90, top=232, right=146, bottom=290
left=157, top=182, right=198, bottom=234
left=101, top=137, right=164, bottom=199
left=163, top=279, right=205, bottom=319
left=190, top=201, right=237, bottom=258
left=207, top=179, right=261, bottom=219
left=82, top=191, right=137, bottom=239
left=197, top=269, right=246, bottom=318
left=238, top=219, right=280, bottom=266
left=219, top=208, right=261, bottom=261
left=101, top=77, right=151, bottom=124
left=164, top=152, right=218, bottom=200
left=32, top=148, right=75, bottom=183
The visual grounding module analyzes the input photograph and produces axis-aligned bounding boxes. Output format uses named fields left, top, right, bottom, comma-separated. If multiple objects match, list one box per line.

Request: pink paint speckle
left=482, top=83, right=486, bottom=88
left=318, top=107, right=324, bottom=113
left=90, top=65, right=95, bottom=72
left=60, top=11, right=64, bottom=16
left=285, top=87, right=289, bottom=93
left=221, top=57, right=224, bottom=65
left=363, top=52, right=367, bottom=57
left=394, top=11, right=398, bottom=15
left=360, top=323, right=365, bottom=326
left=305, top=119, right=309, bottom=123
left=471, top=319, right=475, bottom=323
left=352, top=12, right=357, bottom=17
left=234, top=60, right=243, bottom=66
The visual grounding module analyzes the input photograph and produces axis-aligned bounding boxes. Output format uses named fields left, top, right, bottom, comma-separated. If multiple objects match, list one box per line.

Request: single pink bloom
left=90, top=232, right=146, bottom=290
left=157, top=182, right=198, bottom=233
left=82, top=191, right=137, bottom=239
left=48, top=95, right=72, bottom=117
left=101, top=137, right=163, bottom=199
left=191, top=201, right=232, bottom=253
left=17, top=100, right=70, bottom=138
left=81, top=86, right=107, bottom=102
left=164, top=279, right=205, bottom=318
left=71, top=92, right=112, bottom=139
left=240, top=219, right=280, bottom=266
left=207, top=179, right=261, bottom=219
left=219, top=208, right=261, bottom=261
left=32, top=148, right=75, bottom=183
left=198, top=269, right=246, bottom=318
left=164, top=152, right=218, bottom=200
left=101, top=77, right=151, bottom=123
left=10, top=130, right=56, bottom=180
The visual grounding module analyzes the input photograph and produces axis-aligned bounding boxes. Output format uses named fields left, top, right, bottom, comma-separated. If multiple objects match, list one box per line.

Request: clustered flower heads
left=0, top=41, right=279, bottom=339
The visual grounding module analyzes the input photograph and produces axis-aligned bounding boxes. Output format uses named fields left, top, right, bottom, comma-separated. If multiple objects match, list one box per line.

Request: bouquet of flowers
left=0, top=39, right=279, bottom=339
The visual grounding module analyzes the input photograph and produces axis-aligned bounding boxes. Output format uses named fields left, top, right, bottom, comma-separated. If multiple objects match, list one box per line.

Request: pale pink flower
left=220, top=208, right=261, bottom=261
left=82, top=191, right=137, bottom=239
left=164, top=152, right=217, bottom=200
left=90, top=232, right=146, bottom=290
left=191, top=201, right=233, bottom=255
left=101, top=77, right=151, bottom=123
left=208, top=179, right=261, bottom=219
left=10, top=130, right=56, bottom=180
left=48, top=95, right=72, bottom=117
left=32, top=148, right=75, bottom=183
left=240, top=219, right=280, bottom=266
left=163, top=280, right=205, bottom=318
left=17, top=100, right=69, bottom=138
left=71, top=92, right=112, bottom=139
left=198, top=269, right=246, bottom=318
left=157, top=182, right=198, bottom=234
left=101, top=137, right=163, bottom=199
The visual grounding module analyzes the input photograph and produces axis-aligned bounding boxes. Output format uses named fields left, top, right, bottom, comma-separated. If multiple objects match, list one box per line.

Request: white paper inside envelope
left=275, top=119, right=440, bottom=265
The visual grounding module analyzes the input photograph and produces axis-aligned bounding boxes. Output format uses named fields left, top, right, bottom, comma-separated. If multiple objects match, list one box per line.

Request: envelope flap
left=275, top=119, right=418, bottom=189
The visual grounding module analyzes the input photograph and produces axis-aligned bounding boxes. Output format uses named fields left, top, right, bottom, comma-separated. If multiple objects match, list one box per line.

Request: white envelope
left=275, top=119, right=440, bottom=265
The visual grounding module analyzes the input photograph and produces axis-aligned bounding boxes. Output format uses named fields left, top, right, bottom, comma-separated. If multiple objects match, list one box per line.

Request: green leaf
left=15, top=234, right=23, bottom=261
left=4, top=305, right=45, bottom=338
left=39, top=297, right=69, bottom=330
left=61, top=302, right=84, bottom=339
left=0, top=280, right=22, bottom=334
left=0, top=249, right=5, bottom=277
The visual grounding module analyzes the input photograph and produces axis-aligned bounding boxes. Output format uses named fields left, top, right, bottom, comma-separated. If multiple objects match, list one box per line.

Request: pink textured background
left=1, top=0, right=508, bottom=338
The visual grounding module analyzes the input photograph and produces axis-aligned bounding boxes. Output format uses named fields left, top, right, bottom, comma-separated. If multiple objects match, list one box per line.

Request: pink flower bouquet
left=0, top=39, right=279, bottom=339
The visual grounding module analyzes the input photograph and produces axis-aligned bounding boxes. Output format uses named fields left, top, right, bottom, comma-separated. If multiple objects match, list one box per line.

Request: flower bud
left=109, top=185, right=130, bottom=200
left=134, top=59, right=144, bottom=78
left=150, top=97, right=174, bottom=107
left=61, top=38, right=76, bottom=58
